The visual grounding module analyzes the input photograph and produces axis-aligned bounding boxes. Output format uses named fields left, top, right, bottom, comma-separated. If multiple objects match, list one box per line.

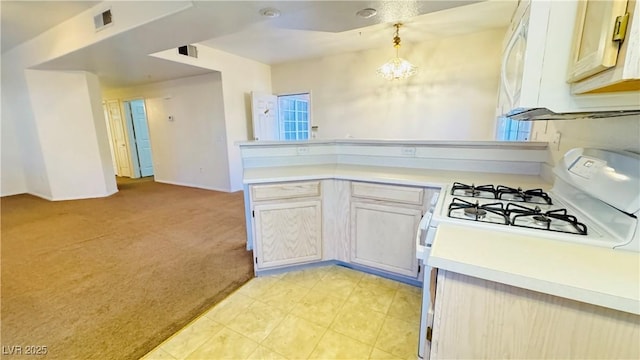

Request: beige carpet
left=1, top=179, right=254, bottom=359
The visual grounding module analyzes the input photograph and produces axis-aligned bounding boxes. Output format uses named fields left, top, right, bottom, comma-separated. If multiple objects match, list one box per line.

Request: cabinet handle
left=426, top=326, right=433, bottom=342
left=612, top=13, right=629, bottom=42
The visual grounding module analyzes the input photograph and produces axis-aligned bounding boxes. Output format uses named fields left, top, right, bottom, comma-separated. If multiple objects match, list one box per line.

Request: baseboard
left=0, top=190, right=28, bottom=197
left=154, top=179, right=232, bottom=193
left=255, top=260, right=339, bottom=277
left=28, top=191, right=54, bottom=201
left=254, top=260, right=423, bottom=287
left=38, top=188, right=119, bottom=201
left=338, top=262, right=422, bottom=287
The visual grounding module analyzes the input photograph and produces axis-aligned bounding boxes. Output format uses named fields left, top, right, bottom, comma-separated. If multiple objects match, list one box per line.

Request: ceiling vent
left=94, top=9, right=113, bottom=30
left=178, top=45, right=198, bottom=58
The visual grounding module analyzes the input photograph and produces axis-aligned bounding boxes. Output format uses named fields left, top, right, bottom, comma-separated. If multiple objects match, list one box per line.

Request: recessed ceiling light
left=356, top=8, right=377, bottom=19
left=259, top=7, right=281, bottom=18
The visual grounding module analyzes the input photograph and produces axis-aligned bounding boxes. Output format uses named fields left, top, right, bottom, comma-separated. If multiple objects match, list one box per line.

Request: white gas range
left=431, top=148, right=640, bottom=250
left=416, top=148, right=640, bottom=359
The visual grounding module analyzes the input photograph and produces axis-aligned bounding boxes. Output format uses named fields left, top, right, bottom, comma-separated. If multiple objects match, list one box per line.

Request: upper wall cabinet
left=568, top=0, right=629, bottom=82
left=569, top=0, right=640, bottom=94
left=496, top=0, right=639, bottom=120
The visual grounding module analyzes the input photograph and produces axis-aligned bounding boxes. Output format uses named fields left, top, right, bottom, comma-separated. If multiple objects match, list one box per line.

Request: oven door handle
left=415, top=212, right=433, bottom=260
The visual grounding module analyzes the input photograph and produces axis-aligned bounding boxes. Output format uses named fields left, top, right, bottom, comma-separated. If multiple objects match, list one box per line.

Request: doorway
left=104, top=100, right=133, bottom=177
left=251, top=92, right=312, bottom=141
left=123, top=99, right=155, bottom=178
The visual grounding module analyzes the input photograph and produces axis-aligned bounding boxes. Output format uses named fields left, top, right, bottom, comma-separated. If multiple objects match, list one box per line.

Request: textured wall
left=271, top=28, right=505, bottom=141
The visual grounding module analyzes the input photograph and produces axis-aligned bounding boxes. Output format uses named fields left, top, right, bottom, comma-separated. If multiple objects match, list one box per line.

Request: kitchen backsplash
left=532, top=115, right=640, bottom=166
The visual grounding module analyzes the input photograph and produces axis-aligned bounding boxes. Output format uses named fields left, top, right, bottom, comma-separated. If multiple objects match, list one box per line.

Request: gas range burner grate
left=448, top=198, right=509, bottom=225
left=451, top=182, right=497, bottom=199
left=496, top=185, right=553, bottom=205
left=506, top=203, right=587, bottom=235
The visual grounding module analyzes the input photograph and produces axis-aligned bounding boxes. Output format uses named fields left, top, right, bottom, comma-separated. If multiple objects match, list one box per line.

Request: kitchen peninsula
left=239, top=139, right=549, bottom=279
left=238, top=139, right=639, bottom=359
left=239, top=139, right=548, bottom=273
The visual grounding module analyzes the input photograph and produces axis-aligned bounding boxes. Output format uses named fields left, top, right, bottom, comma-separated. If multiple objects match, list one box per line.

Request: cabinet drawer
left=252, top=181, right=321, bottom=201
left=351, top=182, right=424, bottom=206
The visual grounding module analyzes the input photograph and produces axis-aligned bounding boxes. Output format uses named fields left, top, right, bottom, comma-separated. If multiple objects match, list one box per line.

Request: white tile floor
left=141, top=265, right=422, bottom=360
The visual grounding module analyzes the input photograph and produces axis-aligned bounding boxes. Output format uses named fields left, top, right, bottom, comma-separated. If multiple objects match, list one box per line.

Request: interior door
left=128, top=99, right=154, bottom=177
left=251, top=92, right=279, bottom=141
left=106, top=100, right=132, bottom=177
left=102, top=103, right=118, bottom=174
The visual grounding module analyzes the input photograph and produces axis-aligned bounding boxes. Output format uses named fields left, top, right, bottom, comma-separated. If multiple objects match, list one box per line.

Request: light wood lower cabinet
left=249, top=179, right=430, bottom=277
left=250, top=181, right=322, bottom=270
left=430, top=270, right=640, bottom=359
left=350, top=201, right=422, bottom=277
left=253, top=200, right=322, bottom=269
left=349, top=181, right=427, bottom=278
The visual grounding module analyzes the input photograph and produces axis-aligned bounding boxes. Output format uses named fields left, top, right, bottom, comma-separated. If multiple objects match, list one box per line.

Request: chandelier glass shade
left=377, top=23, right=417, bottom=80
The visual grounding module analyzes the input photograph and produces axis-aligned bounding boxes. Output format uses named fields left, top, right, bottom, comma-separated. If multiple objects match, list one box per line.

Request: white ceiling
left=201, top=0, right=517, bottom=65
left=1, top=1, right=100, bottom=53
left=2, top=0, right=517, bottom=89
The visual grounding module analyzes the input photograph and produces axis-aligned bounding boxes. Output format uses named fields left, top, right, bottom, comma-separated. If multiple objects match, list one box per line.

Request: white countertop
left=429, top=223, right=640, bottom=315
left=243, top=164, right=550, bottom=189
left=237, top=139, right=548, bottom=149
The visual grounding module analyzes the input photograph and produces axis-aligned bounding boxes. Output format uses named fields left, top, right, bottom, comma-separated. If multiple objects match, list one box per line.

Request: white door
left=251, top=92, right=279, bottom=141
left=106, top=100, right=132, bottom=177
left=102, top=103, right=118, bottom=174
left=127, top=99, right=154, bottom=177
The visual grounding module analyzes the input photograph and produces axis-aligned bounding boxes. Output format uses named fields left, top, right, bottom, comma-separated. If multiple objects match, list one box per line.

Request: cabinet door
left=568, top=0, right=629, bottom=82
left=254, top=200, right=322, bottom=269
left=350, top=201, right=421, bottom=277
left=430, top=271, right=640, bottom=359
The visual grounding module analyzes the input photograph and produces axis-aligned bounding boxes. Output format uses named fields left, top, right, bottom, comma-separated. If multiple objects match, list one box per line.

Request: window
left=278, top=94, right=310, bottom=140
left=496, top=116, right=532, bottom=141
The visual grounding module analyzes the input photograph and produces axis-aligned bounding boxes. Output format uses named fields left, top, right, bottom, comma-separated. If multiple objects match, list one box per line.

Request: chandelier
left=377, top=23, right=417, bottom=80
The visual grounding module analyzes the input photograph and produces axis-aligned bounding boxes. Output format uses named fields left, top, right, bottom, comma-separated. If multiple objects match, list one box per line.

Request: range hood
left=508, top=108, right=640, bottom=121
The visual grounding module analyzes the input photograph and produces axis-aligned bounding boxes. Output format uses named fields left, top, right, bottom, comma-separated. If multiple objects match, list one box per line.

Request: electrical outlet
left=296, top=146, right=309, bottom=155
left=401, top=147, right=416, bottom=156
left=552, top=131, right=562, bottom=151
